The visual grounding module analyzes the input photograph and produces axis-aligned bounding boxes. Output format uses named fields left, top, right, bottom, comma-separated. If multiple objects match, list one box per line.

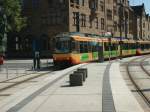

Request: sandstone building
left=6, top=0, right=150, bottom=57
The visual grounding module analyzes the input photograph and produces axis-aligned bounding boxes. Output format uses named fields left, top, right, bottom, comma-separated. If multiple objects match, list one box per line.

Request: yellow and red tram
left=52, top=32, right=150, bottom=66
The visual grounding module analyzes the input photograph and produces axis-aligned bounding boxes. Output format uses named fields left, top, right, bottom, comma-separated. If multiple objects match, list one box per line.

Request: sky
left=129, top=0, right=150, bottom=14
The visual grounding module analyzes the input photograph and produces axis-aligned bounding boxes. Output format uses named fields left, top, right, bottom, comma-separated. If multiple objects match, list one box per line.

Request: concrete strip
left=0, top=64, right=86, bottom=112
left=110, top=62, right=144, bottom=112
left=18, top=63, right=105, bottom=112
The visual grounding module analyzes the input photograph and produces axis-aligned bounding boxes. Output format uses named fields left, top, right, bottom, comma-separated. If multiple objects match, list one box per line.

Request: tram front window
left=54, top=39, right=70, bottom=53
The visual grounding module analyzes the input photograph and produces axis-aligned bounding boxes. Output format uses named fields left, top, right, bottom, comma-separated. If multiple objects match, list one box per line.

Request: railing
left=0, top=60, right=52, bottom=82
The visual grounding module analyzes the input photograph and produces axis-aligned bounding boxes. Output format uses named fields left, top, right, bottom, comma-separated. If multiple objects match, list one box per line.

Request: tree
left=0, top=0, right=26, bottom=53
left=0, top=0, right=26, bottom=32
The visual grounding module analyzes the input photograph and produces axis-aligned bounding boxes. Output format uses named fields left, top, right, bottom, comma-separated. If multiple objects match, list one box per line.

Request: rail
left=126, top=56, right=150, bottom=107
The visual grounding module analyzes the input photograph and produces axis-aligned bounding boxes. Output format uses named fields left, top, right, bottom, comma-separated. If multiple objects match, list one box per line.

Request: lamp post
left=118, top=0, right=124, bottom=59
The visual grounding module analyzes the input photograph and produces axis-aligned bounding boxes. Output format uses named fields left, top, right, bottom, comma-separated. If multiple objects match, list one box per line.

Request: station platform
left=0, top=61, right=144, bottom=112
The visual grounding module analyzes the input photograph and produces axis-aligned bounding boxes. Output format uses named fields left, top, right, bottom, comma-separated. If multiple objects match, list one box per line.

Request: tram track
left=0, top=70, right=54, bottom=92
left=126, top=56, right=150, bottom=108
left=0, top=65, right=62, bottom=93
left=0, top=64, right=87, bottom=95
left=140, top=57, right=150, bottom=77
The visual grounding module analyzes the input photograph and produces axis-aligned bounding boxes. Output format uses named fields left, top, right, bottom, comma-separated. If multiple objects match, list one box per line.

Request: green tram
left=52, top=32, right=148, bottom=66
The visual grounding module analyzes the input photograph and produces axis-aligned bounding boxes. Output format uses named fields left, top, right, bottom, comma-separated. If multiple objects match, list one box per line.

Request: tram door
left=98, top=42, right=104, bottom=62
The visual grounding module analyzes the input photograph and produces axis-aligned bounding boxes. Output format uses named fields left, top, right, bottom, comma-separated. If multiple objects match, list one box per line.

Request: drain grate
left=102, top=63, right=116, bottom=112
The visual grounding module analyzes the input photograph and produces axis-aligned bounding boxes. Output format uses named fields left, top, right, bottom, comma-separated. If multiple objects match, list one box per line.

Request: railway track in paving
left=0, top=64, right=68, bottom=92
left=0, top=70, right=54, bottom=92
left=0, top=64, right=87, bottom=101
left=126, top=55, right=150, bottom=108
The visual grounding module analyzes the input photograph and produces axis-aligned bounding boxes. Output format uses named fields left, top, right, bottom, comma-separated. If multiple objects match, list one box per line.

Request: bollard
left=47, top=60, right=48, bottom=67
left=6, top=66, right=8, bottom=79
left=25, top=67, right=27, bottom=75
left=69, top=73, right=83, bottom=86
left=77, top=68, right=88, bottom=78
left=74, top=71, right=85, bottom=82
left=16, top=68, right=18, bottom=76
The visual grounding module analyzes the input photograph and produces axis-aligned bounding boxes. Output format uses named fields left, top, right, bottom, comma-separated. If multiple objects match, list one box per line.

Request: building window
left=41, top=16, right=47, bottom=25
left=95, top=17, right=98, bottom=29
left=70, top=0, right=74, bottom=3
left=143, top=22, right=145, bottom=28
left=73, top=12, right=78, bottom=25
left=71, top=0, right=79, bottom=4
left=89, top=0, right=98, bottom=10
left=107, top=9, right=112, bottom=20
left=143, top=31, right=145, bottom=37
left=107, top=0, right=110, bottom=4
left=114, top=0, right=117, bottom=3
left=89, top=16, right=92, bottom=28
left=114, top=21, right=117, bottom=31
left=48, top=0, right=54, bottom=7
left=100, top=1, right=104, bottom=12
left=113, top=6, right=117, bottom=15
left=60, top=0, right=65, bottom=4
left=82, top=0, right=84, bottom=6
left=101, top=18, right=104, bottom=30
left=32, top=0, right=39, bottom=8
left=21, top=0, right=27, bottom=8
left=122, top=24, right=124, bottom=31
left=81, top=14, right=86, bottom=27
left=47, top=12, right=61, bottom=25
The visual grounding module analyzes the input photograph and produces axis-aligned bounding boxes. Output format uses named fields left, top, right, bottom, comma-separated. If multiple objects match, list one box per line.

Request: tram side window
left=92, top=45, right=97, bottom=52
left=141, top=44, right=144, bottom=50
left=111, top=44, right=117, bottom=51
left=56, top=41, right=61, bottom=50
left=132, top=44, right=135, bottom=49
left=88, top=41, right=98, bottom=52
left=137, top=43, right=140, bottom=49
left=144, top=44, right=146, bottom=49
left=146, top=44, right=148, bottom=49
left=104, top=42, right=109, bottom=51
left=80, top=42, right=84, bottom=53
left=88, top=42, right=92, bottom=52
left=79, top=41, right=88, bottom=53
left=71, top=40, right=78, bottom=53
left=128, top=43, right=134, bottom=49
left=132, top=43, right=136, bottom=49
left=149, top=44, right=150, bottom=49
left=84, top=42, right=88, bottom=52
left=122, top=43, right=128, bottom=50
left=121, top=43, right=124, bottom=50
left=146, top=44, right=149, bottom=49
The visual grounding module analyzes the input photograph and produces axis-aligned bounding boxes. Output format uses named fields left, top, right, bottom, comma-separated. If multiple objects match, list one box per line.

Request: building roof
left=131, top=3, right=145, bottom=16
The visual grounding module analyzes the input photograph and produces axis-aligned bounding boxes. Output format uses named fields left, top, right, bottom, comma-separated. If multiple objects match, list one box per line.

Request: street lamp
left=118, top=0, right=124, bottom=59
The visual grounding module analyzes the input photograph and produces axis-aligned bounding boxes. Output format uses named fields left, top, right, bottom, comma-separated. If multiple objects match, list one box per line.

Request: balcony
left=90, top=8, right=99, bottom=17
left=70, top=2, right=80, bottom=9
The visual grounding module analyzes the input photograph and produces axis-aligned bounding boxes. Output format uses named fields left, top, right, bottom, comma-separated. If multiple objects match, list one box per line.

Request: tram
left=52, top=32, right=150, bottom=66
left=136, top=40, right=150, bottom=55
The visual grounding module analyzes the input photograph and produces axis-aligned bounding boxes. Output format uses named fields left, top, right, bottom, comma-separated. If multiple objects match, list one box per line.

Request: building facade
left=131, top=4, right=150, bottom=40
left=6, top=0, right=150, bottom=58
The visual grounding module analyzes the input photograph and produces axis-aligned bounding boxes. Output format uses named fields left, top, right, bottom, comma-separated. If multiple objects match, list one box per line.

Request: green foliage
left=0, top=0, right=26, bottom=32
